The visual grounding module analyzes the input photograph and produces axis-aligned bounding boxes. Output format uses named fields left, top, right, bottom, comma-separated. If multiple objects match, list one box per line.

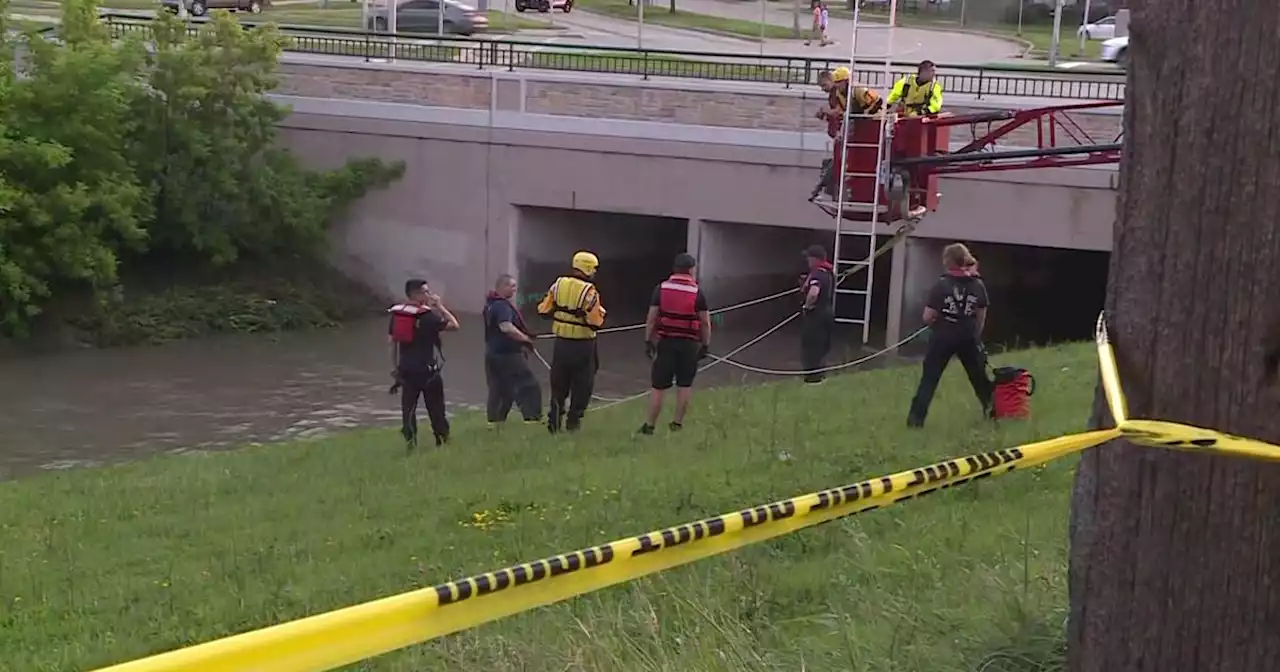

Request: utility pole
left=1078, top=0, right=1093, bottom=56
left=1048, top=0, right=1064, bottom=67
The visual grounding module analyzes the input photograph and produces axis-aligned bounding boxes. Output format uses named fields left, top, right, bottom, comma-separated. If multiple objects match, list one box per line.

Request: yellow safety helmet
left=572, top=251, right=599, bottom=276
left=832, top=66, right=851, bottom=82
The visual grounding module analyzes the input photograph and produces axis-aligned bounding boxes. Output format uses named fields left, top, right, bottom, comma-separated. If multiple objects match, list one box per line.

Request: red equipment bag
left=388, top=304, right=425, bottom=344
left=991, top=366, right=1035, bottom=419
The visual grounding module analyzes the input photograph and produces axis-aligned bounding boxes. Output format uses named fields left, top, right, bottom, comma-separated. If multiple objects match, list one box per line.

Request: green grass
left=525, top=49, right=790, bottom=81
left=578, top=0, right=799, bottom=41
left=0, top=343, right=1097, bottom=671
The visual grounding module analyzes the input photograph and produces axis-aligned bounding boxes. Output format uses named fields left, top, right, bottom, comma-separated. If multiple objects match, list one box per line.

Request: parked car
left=161, top=0, right=265, bottom=17
left=1100, top=35, right=1128, bottom=68
left=1077, top=15, right=1116, bottom=40
left=515, top=0, right=572, bottom=12
left=367, top=0, right=489, bottom=36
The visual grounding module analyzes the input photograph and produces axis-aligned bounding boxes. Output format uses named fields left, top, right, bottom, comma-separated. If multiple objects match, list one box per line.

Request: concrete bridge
left=275, top=57, right=1121, bottom=345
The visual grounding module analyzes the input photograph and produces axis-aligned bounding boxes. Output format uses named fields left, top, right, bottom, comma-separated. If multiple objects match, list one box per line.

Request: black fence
left=100, top=13, right=1125, bottom=101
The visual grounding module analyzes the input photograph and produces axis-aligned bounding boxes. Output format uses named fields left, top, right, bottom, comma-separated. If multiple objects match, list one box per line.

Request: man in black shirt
left=640, top=253, right=712, bottom=434
left=800, top=244, right=835, bottom=384
left=388, top=279, right=459, bottom=449
left=907, top=243, right=993, bottom=427
left=483, top=274, right=542, bottom=425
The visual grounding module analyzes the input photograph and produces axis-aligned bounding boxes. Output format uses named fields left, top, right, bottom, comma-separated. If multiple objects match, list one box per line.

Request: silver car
left=1099, top=35, right=1128, bottom=68
left=367, top=0, right=488, bottom=36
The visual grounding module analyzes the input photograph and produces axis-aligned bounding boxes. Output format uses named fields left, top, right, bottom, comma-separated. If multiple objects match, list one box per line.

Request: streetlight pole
left=638, top=0, right=645, bottom=49
left=1048, top=0, right=1064, bottom=67
left=1078, top=0, right=1093, bottom=56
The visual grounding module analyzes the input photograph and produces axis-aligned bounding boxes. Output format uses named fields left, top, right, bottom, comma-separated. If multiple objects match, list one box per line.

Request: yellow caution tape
left=93, top=429, right=1119, bottom=672
left=95, top=313, right=1280, bottom=672
left=1094, top=312, right=1280, bottom=460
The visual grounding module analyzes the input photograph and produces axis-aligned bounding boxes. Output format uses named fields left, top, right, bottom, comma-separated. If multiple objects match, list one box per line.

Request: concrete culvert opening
left=515, top=207, right=688, bottom=328
left=966, top=241, right=1109, bottom=347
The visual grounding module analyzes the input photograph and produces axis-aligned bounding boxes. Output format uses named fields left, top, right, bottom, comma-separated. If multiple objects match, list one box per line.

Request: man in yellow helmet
left=537, top=251, right=607, bottom=433
left=887, top=60, right=944, bottom=117
left=811, top=67, right=884, bottom=200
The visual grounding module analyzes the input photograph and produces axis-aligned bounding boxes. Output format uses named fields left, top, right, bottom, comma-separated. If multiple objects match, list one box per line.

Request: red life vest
left=655, top=274, right=702, bottom=340
left=388, top=303, right=428, bottom=344
left=992, top=366, right=1035, bottom=419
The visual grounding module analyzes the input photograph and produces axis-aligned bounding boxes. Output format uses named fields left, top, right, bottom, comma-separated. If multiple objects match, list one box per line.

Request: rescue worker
left=639, top=253, right=712, bottom=435
left=799, top=244, right=835, bottom=384
left=887, top=59, right=944, bottom=117
left=906, top=242, right=993, bottom=428
left=537, top=251, right=607, bottom=433
left=388, top=279, right=459, bottom=450
left=483, top=273, right=542, bottom=426
left=811, top=67, right=884, bottom=201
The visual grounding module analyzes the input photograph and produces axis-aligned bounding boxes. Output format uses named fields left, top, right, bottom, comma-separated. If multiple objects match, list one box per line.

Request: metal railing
left=99, top=12, right=1125, bottom=101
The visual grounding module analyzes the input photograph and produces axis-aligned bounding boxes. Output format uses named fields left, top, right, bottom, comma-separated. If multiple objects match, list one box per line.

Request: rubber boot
left=547, top=402, right=562, bottom=434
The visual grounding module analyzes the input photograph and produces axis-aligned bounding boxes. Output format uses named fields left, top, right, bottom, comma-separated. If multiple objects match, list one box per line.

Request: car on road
left=367, top=0, right=489, bottom=36
left=1077, top=15, right=1116, bottom=40
left=1100, top=35, right=1128, bottom=68
left=161, top=0, right=265, bottom=17
left=515, top=0, right=572, bottom=12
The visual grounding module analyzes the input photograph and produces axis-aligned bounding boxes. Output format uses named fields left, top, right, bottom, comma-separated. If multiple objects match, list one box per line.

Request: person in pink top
left=805, top=0, right=831, bottom=46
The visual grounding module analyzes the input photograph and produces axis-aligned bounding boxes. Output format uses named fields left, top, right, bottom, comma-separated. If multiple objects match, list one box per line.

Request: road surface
left=492, top=1, right=1021, bottom=62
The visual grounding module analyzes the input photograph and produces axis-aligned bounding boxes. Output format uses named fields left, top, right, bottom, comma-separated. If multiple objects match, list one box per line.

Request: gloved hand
left=697, top=344, right=709, bottom=361
left=388, top=370, right=402, bottom=395
left=645, top=341, right=657, bottom=360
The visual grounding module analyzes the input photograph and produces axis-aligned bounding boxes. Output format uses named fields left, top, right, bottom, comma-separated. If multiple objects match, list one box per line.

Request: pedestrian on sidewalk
left=805, top=0, right=831, bottom=47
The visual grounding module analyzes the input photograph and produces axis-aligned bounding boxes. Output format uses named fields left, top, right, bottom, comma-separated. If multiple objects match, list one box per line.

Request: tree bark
left=1067, top=1, right=1280, bottom=671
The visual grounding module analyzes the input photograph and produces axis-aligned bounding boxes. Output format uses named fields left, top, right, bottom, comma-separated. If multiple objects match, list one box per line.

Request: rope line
left=530, top=219, right=919, bottom=341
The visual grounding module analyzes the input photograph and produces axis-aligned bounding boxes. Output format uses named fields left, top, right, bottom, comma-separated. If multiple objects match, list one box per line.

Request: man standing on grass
left=483, top=274, right=542, bottom=426
left=639, top=253, right=712, bottom=435
left=388, top=279, right=459, bottom=450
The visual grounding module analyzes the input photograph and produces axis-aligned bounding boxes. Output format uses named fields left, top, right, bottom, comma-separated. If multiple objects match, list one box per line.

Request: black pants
left=548, top=338, right=597, bottom=431
left=812, top=158, right=834, bottom=198
left=907, top=327, right=993, bottom=426
left=485, top=351, right=542, bottom=422
left=651, top=338, right=701, bottom=390
left=800, top=310, right=833, bottom=383
left=399, top=368, right=448, bottom=444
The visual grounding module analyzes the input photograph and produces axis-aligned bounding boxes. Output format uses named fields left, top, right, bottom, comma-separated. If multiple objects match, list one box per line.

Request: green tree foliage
left=0, top=2, right=404, bottom=336
left=0, top=0, right=150, bottom=334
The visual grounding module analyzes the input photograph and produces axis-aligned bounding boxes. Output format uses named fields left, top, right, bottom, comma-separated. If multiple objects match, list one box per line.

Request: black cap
left=919, top=59, right=936, bottom=68
left=803, top=244, right=827, bottom=261
left=673, top=253, right=696, bottom=272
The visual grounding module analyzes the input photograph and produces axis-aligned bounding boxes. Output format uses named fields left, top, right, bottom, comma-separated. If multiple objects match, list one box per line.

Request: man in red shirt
left=639, top=253, right=712, bottom=435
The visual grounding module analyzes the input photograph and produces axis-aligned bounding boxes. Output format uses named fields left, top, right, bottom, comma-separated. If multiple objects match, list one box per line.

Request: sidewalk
left=650, top=0, right=1020, bottom=63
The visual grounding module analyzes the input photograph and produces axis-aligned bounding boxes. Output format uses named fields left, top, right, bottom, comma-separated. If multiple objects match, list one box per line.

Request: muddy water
left=0, top=306, right=890, bottom=479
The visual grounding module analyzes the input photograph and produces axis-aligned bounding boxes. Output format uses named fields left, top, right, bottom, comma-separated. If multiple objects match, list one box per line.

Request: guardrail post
left=976, top=69, right=985, bottom=101
left=642, top=50, right=649, bottom=81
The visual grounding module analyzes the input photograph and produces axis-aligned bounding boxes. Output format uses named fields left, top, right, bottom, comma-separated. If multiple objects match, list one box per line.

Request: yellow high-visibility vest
left=538, top=275, right=604, bottom=340
left=888, top=75, right=943, bottom=116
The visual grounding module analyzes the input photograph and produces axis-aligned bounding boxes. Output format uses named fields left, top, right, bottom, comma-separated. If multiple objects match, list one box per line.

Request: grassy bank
left=0, top=343, right=1095, bottom=671
left=578, top=0, right=798, bottom=40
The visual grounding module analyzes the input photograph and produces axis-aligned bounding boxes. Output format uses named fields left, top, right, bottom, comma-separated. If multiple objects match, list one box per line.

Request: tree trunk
left=1066, top=1, right=1280, bottom=671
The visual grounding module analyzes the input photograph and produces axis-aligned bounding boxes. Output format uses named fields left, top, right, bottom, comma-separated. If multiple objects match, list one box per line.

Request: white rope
left=707, top=325, right=927, bottom=376
left=532, top=285, right=800, bottom=340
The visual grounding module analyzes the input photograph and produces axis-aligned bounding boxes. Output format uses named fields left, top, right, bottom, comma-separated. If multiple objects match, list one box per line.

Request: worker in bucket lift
left=388, top=279, right=460, bottom=450
left=799, top=244, right=835, bottom=384
left=887, top=60, right=944, bottom=117
left=537, top=251, right=607, bottom=433
left=639, top=253, right=712, bottom=435
left=483, top=273, right=543, bottom=427
left=810, top=67, right=884, bottom=201
left=906, top=243, right=993, bottom=428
